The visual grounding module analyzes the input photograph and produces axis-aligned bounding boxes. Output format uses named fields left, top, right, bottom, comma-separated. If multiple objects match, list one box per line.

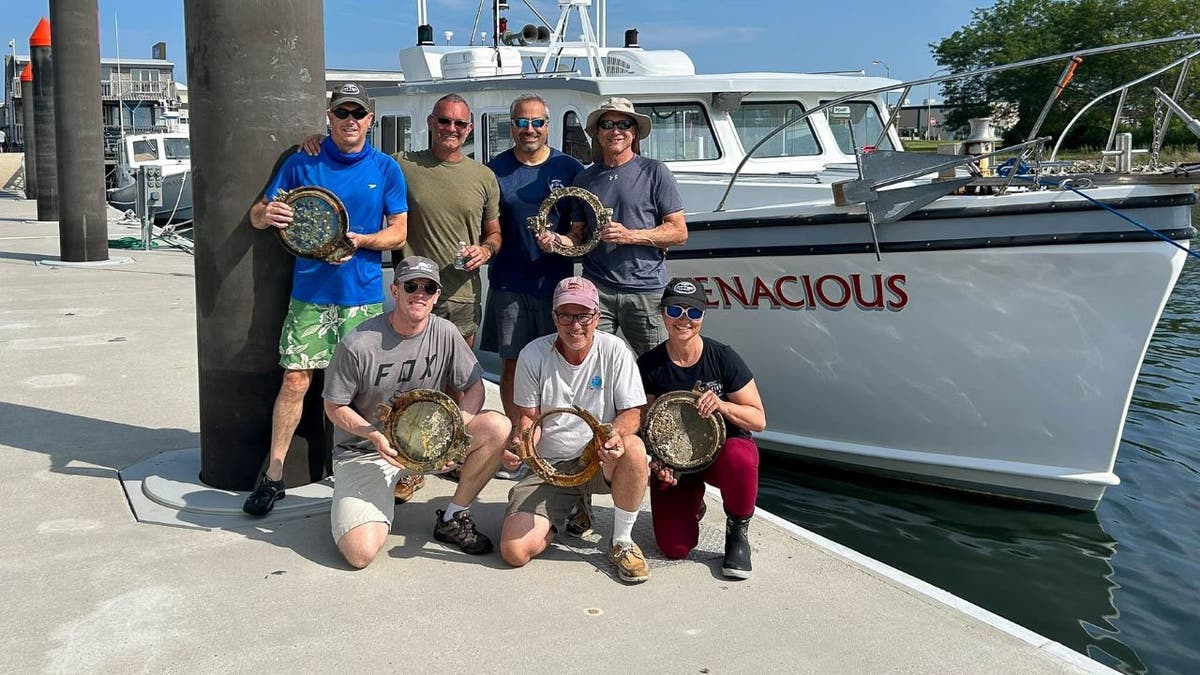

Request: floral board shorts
left=278, top=299, right=383, bottom=370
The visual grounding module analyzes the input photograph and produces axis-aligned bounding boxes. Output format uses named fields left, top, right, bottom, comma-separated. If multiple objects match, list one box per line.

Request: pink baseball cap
left=552, top=276, right=599, bottom=310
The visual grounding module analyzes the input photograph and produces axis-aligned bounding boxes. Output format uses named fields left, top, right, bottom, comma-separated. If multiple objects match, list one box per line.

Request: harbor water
left=759, top=223, right=1200, bottom=674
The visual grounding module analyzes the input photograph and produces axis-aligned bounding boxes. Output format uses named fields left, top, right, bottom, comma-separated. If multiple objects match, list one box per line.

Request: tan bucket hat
left=584, top=96, right=652, bottom=140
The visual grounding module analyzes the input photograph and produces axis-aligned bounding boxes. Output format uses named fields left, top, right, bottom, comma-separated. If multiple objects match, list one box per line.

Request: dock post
left=19, top=63, right=37, bottom=201
left=29, top=18, right=59, bottom=221
left=184, top=0, right=329, bottom=490
left=49, top=0, right=109, bottom=262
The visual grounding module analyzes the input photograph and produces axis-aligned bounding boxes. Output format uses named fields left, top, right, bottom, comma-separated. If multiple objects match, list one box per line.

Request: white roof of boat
left=370, top=72, right=896, bottom=98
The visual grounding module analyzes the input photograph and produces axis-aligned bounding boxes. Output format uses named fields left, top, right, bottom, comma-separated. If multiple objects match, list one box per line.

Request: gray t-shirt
left=324, top=313, right=482, bottom=457
left=572, top=154, right=685, bottom=292
left=513, top=331, right=646, bottom=462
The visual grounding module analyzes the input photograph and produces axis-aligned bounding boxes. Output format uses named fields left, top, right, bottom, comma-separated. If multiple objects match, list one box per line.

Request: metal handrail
left=715, top=33, right=1200, bottom=212
left=1050, top=49, right=1200, bottom=161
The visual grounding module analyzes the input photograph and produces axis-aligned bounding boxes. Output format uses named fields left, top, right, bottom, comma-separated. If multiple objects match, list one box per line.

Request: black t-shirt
left=637, top=336, right=755, bottom=438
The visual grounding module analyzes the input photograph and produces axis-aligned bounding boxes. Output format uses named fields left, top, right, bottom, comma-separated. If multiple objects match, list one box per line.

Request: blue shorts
left=479, top=288, right=557, bottom=359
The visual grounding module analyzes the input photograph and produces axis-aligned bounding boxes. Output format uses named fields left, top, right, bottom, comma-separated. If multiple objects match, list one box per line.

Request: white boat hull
left=668, top=191, right=1191, bottom=509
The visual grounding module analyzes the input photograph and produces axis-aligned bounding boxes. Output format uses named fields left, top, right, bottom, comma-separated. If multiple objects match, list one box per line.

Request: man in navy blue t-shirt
left=481, top=94, right=584, bottom=441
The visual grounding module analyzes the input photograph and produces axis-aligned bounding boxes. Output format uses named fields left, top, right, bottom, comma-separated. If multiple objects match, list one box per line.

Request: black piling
left=184, top=0, right=329, bottom=490
left=50, top=0, right=109, bottom=262
left=29, top=17, right=58, bottom=221
left=20, top=63, right=37, bottom=201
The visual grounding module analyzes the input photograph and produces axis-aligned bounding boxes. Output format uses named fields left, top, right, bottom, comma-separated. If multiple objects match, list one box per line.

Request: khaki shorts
left=505, top=457, right=612, bottom=530
left=589, top=279, right=666, bottom=357
left=330, top=452, right=414, bottom=542
left=278, top=299, right=383, bottom=370
left=433, top=298, right=482, bottom=339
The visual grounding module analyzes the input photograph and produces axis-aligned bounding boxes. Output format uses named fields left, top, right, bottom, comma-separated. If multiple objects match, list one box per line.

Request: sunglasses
left=511, top=117, right=548, bottom=129
left=331, top=107, right=370, bottom=120
left=435, top=116, right=471, bottom=130
left=597, top=118, right=636, bottom=131
left=664, top=305, right=704, bottom=320
left=554, top=311, right=597, bottom=326
left=400, top=280, right=441, bottom=294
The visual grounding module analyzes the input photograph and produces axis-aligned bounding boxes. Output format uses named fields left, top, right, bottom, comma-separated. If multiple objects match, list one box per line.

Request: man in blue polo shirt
left=244, top=81, right=409, bottom=516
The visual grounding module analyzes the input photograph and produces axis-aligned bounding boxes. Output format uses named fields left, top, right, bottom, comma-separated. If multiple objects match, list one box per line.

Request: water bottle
left=453, top=241, right=469, bottom=270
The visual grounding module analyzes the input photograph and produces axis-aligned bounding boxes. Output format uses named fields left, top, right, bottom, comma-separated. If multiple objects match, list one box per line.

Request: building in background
left=3, top=42, right=181, bottom=173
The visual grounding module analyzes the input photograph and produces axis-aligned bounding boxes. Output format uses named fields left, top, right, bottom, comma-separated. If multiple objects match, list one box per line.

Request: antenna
left=115, top=12, right=124, bottom=139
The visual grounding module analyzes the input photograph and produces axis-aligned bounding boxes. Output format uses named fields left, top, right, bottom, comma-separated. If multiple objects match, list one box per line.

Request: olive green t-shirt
left=394, top=149, right=500, bottom=304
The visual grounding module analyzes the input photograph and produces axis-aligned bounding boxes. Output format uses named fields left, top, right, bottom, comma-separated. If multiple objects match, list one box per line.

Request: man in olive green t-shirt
left=394, top=93, right=501, bottom=346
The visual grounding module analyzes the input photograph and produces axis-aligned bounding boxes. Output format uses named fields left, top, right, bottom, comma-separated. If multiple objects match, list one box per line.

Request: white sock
left=443, top=502, right=469, bottom=522
left=611, top=506, right=638, bottom=544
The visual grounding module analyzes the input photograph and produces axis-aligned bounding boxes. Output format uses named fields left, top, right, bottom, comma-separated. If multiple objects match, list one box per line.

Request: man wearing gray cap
left=245, top=81, right=409, bottom=517
left=322, top=255, right=510, bottom=568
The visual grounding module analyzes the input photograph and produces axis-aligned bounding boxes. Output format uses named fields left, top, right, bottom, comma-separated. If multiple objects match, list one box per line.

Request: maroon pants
left=650, top=436, right=760, bottom=559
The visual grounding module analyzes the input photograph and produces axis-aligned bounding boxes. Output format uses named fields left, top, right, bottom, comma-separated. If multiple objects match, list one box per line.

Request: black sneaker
left=242, top=474, right=285, bottom=516
left=722, top=516, right=752, bottom=579
left=565, top=494, right=593, bottom=537
left=434, top=508, right=493, bottom=555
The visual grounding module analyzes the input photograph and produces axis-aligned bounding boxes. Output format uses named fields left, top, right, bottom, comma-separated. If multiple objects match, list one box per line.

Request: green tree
left=932, top=0, right=1200, bottom=149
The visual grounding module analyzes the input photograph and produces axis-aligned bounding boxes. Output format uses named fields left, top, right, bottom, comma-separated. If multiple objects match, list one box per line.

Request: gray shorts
left=433, top=298, right=482, bottom=339
left=330, top=452, right=413, bottom=542
left=479, top=288, right=557, bottom=359
left=505, top=457, right=611, bottom=530
left=589, top=279, right=666, bottom=357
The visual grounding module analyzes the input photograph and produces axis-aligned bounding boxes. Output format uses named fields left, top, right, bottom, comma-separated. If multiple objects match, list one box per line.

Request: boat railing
left=715, top=33, right=1200, bottom=212
left=1050, top=49, right=1200, bottom=166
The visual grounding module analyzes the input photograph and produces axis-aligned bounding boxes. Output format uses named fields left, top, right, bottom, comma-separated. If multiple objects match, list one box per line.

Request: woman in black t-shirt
left=637, top=278, right=766, bottom=579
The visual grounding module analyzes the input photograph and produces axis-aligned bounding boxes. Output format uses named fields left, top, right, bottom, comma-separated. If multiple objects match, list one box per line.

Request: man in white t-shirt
left=498, top=276, right=652, bottom=583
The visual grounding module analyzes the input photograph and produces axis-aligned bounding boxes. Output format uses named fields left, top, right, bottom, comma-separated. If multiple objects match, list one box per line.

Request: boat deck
left=0, top=192, right=1106, bottom=673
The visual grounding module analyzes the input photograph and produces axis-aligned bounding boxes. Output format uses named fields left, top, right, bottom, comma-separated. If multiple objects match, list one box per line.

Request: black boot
left=722, top=516, right=752, bottom=579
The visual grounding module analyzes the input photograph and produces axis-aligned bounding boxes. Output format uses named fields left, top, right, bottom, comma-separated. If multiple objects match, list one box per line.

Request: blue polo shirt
left=266, top=137, right=407, bottom=305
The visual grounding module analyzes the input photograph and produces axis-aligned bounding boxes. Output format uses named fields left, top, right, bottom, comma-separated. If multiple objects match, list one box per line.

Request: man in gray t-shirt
left=538, top=97, right=688, bottom=357
left=323, top=256, right=510, bottom=569
left=498, top=276, right=653, bottom=583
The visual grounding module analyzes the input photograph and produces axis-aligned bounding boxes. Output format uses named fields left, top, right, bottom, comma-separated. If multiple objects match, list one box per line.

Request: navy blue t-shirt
left=637, top=336, right=755, bottom=438
left=486, top=148, right=584, bottom=297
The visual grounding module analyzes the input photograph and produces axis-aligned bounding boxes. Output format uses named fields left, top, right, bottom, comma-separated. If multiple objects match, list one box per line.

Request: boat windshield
left=820, top=100, right=896, bottom=153
left=634, top=103, right=721, bottom=161
left=729, top=101, right=820, bottom=158
left=132, top=139, right=159, bottom=162
left=164, top=137, right=191, bottom=160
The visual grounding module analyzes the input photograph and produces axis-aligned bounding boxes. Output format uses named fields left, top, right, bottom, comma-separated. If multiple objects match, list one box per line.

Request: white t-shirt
left=513, top=331, right=646, bottom=462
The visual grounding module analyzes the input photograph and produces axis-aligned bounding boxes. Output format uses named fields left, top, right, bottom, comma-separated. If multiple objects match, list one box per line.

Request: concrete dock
left=0, top=191, right=1107, bottom=673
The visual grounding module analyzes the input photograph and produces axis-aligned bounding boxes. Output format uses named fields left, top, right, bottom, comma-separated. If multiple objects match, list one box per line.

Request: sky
left=7, top=0, right=995, bottom=104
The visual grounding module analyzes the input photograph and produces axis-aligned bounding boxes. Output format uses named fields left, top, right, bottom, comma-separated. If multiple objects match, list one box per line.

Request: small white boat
left=372, top=0, right=1200, bottom=509
left=106, top=131, right=193, bottom=223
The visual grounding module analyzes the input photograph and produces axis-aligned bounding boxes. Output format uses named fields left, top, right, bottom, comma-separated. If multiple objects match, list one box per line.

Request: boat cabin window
left=819, top=100, right=896, bottom=154
left=132, top=139, right=159, bottom=162
left=730, top=102, right=820, bottom=158
left=562, top=111, right=591, bottom=165
left=634, top=103, right=720, bottom=162
left=163, top=137, right=190, bottom=160
left=482, top=113, right=515, bottom=162
left=378, top=115, right=413, bottom=156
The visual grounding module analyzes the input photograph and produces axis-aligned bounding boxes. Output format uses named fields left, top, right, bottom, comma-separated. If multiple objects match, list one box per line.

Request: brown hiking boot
left=394, top=474, right=425, bottom=504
